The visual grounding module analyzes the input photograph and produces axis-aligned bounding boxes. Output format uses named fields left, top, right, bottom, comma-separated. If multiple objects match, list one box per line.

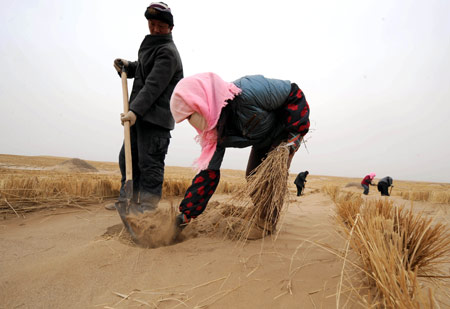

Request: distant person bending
left=294, top=171, right=309, bottom=196
left=108, top=2, right=183, bottom=213
left=377, top=176, right=393, bottom=196
left=361, top=173, right=376, bottom=195
left=170, top=72, right=310, bottom=234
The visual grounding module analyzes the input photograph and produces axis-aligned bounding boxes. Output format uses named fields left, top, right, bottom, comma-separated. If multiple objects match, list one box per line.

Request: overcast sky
left=1, top=0, right=449, bottom=182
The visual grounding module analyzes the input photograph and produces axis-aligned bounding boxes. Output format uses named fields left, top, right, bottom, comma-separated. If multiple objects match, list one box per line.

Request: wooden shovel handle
left=121, top=71, right=133, bottom=182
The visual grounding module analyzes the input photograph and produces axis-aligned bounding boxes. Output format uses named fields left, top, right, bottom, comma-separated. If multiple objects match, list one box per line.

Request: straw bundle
left=0, top=170, right=121, bottom=215
left=162, top=177, right=241, bottom=197
left=321, top=185, right=341, bottom=202
left=335, top=198, right=450, bottom=307
left=0, top=166, right=244, bottom=217
left=228, top=145, right=291, bottom=240
left=398, top=190, right=450, bottom=204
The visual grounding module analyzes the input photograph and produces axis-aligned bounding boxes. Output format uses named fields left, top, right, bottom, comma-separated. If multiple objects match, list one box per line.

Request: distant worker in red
left=361, top=173, right=376, bottom=195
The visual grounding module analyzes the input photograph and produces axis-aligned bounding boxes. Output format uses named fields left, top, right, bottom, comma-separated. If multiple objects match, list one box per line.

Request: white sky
left=1, top=0, right=449, bottom=182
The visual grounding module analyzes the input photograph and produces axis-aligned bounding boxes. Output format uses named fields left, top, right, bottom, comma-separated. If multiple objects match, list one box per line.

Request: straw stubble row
left=333, top=193, right=450, bottom=308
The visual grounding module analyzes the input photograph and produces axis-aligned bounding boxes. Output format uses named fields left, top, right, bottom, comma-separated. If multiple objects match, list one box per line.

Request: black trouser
left=377, top=183, right=390, bottom=196
left=118, top=120, right=170, bottom=202
left=296, top=183, right=305, bottom=196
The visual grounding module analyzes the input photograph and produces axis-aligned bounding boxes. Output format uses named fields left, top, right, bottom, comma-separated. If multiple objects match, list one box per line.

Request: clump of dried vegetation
left=329, top=190, right=450, bottom=307
left=228, top=145, right=291, bottom=241
left=0, top=167, right=242, bottom=217
left=0, top=169, right=120, bottom=215
left=389, top=180, right=450, bottom=204
left=396, top=190, right=450, bottom=204
left=162, top=176, right=241, bottom=199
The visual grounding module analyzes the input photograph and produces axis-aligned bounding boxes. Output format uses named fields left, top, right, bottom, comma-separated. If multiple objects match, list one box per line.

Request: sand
left=51, top=158, right=99, bottom=173
left=1, top=187, right=448, bottom=308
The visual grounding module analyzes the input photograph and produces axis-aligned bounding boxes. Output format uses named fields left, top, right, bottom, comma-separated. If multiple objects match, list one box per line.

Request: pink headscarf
left=369, top=173, right=376, bottom=179
left=170, top=72, right=242, bottom=171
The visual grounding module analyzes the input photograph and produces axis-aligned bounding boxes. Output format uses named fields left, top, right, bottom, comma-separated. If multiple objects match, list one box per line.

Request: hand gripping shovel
left=115, top=63, right=139, bottom=241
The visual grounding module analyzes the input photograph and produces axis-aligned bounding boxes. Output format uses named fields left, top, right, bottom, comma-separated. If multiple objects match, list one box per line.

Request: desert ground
left=0, top=154, right=449, bottom=308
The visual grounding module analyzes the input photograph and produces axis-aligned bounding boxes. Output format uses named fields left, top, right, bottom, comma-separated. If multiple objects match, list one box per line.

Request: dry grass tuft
left=0, top=167, right=242, bottom=217
left=227, top=145, right=291, bottom=241
left=334, top=194, right=363, bottom=229
left=0, top=169, right=120, bottom=215
left=335, top=197, right=450, bottom=307
left=162, top=178, right=192, bottom=197
left=321, top=185, right=341, bottom=202
left=163, top=177, right=242, bottom=198
left=398, top=190, right=450, bottom=204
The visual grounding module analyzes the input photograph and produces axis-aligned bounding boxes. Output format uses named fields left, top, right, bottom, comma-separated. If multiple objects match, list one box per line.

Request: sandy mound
left=51, top=158, right=98, bottom=173
left=345, top=182, right=362, bottom=188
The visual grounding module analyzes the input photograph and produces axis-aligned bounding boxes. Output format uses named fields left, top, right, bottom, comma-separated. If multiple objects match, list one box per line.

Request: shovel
left=115, top=63, right=139, bottom=241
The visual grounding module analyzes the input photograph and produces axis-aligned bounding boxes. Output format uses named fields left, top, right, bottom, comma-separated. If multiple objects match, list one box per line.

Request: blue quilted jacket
left=217, top=75, right=291, bottom=149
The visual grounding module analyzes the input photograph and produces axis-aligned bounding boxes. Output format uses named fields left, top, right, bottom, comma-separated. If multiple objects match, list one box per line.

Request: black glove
left=113, top=58, right=129, bottom=73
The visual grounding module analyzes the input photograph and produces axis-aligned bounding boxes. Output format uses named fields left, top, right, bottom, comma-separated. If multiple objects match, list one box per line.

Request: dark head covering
left=145, top=2, right=174, bottom=27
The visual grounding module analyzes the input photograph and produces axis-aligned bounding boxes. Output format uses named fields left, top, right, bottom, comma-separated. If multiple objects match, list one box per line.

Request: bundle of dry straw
left=335, top=198, right=450, bottom=307
left=0, top=170, right=120, bottom=216
left=229, top=145, right=291, bottom=240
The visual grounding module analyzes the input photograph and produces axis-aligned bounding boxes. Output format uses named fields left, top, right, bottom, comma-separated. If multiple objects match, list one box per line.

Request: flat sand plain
left=0, top=155, right=449, bottom=308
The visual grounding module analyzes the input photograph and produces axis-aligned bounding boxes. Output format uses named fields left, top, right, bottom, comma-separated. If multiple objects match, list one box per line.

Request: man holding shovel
left=107, top=2, right=183, bottom=220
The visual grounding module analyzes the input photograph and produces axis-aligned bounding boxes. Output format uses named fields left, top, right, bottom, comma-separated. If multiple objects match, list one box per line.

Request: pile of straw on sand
left=397, top=190, right=450, bottom=204
left=345, top=182, right=362, bottom=188
left=0, top=169, right=120, bottom=216
left=334, top=197, right=450, bottom=307
left=0, top=167, right=242, bottom=217
left=228, top=145, right=291, bottom=241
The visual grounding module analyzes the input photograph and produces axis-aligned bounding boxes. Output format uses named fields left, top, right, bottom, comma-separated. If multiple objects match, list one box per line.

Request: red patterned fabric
left=283, top=83, right=310, bottom=136
left=179, top=169, right=220, bottom=218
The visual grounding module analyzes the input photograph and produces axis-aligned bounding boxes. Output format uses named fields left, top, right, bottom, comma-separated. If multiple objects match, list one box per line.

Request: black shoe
left=139, top=192, right=160, bottom=213
left=139, top=202, right=158, bottom=213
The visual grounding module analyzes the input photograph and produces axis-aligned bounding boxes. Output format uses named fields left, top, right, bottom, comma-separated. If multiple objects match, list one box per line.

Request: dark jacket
left=294, top=172, right=308, bottom=185
left=217, top=75, right=291, bottom=149
left=127, top=33, right=183, bottom=130
left=379, top=176, right=393, bottom=186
